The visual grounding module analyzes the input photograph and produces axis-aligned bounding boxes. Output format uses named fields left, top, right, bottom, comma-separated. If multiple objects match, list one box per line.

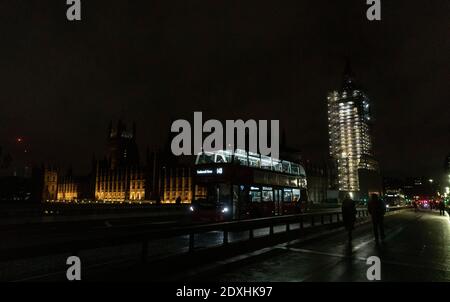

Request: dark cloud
left=0, top=0, right=448, bottom=178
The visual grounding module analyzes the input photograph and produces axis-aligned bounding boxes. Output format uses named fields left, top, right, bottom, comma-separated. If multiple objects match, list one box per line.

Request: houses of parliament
left=34, top=121, right=193, bottom=204
left=33, top=120, right=337, bottom=205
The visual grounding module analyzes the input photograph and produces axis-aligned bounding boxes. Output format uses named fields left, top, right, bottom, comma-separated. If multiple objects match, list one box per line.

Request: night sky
left=0, top=0, right=448, bottom=178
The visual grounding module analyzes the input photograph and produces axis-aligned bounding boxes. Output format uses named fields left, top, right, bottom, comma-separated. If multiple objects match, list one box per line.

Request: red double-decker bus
left=191, top=149, right=308, bottom=221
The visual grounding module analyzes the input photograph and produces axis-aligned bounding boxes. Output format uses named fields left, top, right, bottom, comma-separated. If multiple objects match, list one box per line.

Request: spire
left=342, top=58, right=356, bottom=91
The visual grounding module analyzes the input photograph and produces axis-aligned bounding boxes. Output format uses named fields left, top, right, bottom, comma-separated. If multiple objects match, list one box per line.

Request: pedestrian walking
left=341, top=194, right=357, bottom=242
left=368, top=194, right=386, bottom=244
left=439, top=200, right=446, bottom=216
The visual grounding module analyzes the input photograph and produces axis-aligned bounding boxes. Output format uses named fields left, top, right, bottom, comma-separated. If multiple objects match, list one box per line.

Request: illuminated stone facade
left=42, top=166, right=58, bottom=201
left=160, top=166, right=192, bottom=203
left=57, top=175, right=79, bottom=201
left=42, top=121, right=195, bottom=204
left=31, top=164, right=58, bottom=202
left=94, top=121, right=145, bottom=202
left=56, top=173, right=93, bottom=202
left=95, top=165, right=145, bottom=201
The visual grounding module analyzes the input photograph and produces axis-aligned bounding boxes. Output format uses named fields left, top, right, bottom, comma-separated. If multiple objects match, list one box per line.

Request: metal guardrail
left=0, top=206, right=409, bottom=263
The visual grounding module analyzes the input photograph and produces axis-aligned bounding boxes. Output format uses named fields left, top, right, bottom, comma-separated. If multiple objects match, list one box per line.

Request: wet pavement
left=206, top=210, right=450, bottom=282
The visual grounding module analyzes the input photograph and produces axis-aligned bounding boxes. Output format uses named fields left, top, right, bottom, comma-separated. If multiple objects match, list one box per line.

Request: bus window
left=248, top=152, right=261, bottom=168
left=215, top=150, right=232, bottom=163
left=262, top=187, right=273, bottom=202
left=233, top=149, right=248, bottom=166
left=272, top=159, right=282, bottom=172
left=282, top=161, right=291, bottom=173
left=215, top=156, right=226, bottom=163
left=196, top=152, right=215, bottom=164
left=291, top=164, right=300, bottom=175
left=283, top=189, right=293, bottom=202
left=250, top=188, right=261, bottom=202
left=293, top=189, right=301, bottom=201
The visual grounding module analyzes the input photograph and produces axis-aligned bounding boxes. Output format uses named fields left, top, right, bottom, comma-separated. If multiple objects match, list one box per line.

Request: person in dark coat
left=368, top=194, right=386, bottom=243
left=341, top=194, right=357, bottom=242
left=439, top=200, right=446, bottom=216
left=175, top=196, right=182, bottom=205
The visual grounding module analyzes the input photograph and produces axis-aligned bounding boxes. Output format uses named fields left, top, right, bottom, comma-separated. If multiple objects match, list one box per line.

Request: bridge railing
left=0, top=206, right=409, bottom=263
